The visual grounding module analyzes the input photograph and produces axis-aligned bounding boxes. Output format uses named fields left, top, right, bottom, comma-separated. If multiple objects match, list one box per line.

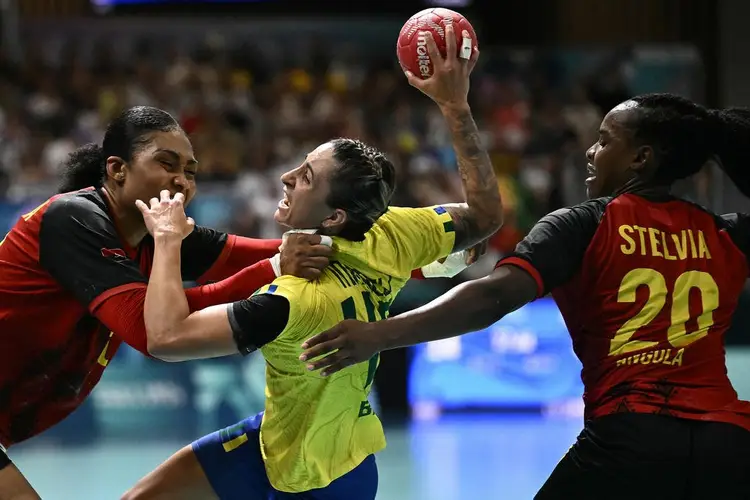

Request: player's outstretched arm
left=301, top=201, right=605, bottom=375
left=135, top=191, right=295, bottom=361
left=300, top=265, right=537, bottom=375
left=405, top=24, right=503, bottom=251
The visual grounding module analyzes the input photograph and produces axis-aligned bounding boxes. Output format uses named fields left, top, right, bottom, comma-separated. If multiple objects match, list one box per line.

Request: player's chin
left=585, top=178, right=602, bottom=199
left=274, top=209, right=292, bottom=228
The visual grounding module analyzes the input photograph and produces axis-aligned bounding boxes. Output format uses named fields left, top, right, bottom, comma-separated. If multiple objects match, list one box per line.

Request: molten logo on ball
left=396, top=8, right=478, bottom=80
left=416, top=34, right=431, bottom=78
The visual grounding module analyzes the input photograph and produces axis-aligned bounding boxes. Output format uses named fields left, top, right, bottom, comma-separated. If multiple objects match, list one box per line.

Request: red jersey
left=0, top=188, right=279, bottom=446
left=499, top=193, right=750, bottom=430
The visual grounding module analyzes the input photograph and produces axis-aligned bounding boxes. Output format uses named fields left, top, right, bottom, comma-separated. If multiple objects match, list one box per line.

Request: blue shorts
left=192, top=412, right=378, bottom=500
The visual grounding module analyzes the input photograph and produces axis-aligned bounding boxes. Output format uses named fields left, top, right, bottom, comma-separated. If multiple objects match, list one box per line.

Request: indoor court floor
left=11, top=414, right=581, bottom=500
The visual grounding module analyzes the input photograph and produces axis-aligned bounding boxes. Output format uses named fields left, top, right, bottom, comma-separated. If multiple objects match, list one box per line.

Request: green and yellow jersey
left=251, top=206, right=455, bottom=492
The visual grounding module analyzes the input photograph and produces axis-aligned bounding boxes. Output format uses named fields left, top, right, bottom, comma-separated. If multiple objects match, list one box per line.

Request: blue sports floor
left=11, top=414, right=581, bottom=500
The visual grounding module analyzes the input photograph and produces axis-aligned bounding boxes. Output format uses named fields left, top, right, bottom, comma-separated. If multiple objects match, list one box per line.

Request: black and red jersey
left=0, top=188, right=280, bottom=446
left=498, top=193, right=750, bottom=430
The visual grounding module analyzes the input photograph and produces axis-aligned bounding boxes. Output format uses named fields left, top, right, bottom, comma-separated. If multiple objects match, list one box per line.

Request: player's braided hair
left=59, top=106, right=181, bottom=193
left=326, top=138, right=397, bottom=241
left=628, top=93, right=750, bottom=197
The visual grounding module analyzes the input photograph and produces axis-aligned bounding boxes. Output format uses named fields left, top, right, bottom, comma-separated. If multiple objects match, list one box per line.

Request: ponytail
left=628, top=94, right=750, bottom=195
left=708, top=108, right=750, bottom=198
left=58, top=143, right=106, bottom=194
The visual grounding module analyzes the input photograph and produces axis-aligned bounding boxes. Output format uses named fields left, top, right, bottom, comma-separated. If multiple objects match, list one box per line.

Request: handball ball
left=397, top=8, right=478, bottom=80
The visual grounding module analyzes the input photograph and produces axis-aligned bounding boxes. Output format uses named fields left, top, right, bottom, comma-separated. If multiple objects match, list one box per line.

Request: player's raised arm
left=406, top=24, right=503, bottom=251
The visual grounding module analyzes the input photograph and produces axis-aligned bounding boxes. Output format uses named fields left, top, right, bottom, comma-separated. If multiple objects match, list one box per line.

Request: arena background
left=1, top=0, right=749, bottom=498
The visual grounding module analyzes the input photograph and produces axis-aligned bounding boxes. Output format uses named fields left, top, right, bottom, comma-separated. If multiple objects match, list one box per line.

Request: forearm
left=441, top=104, right=504, bottom=247
left=199, top=236, right=281, bottom=283
left=380, top=267, right=530, bottom=350
left=185, top=260, right=276, bottom=311
left=145, top=237, right=192, bottom=351
left=150, top=305, right=240, bottom=362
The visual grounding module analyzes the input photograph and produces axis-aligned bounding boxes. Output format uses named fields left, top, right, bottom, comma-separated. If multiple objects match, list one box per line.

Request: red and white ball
left=396, top=8, right=478, bottom=80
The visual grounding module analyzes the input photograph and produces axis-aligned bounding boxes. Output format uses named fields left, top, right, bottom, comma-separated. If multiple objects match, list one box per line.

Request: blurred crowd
left=0, top=34, right=705, bottom=272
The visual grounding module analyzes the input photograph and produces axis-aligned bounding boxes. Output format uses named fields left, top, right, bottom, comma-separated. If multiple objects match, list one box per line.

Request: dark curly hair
left=326, top=138, right=397, bottom=241
left=626, top=93, right=750, bottom=197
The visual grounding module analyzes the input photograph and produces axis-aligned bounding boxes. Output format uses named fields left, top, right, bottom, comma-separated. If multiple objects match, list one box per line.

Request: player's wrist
left=438, top=101, right=471, bottom=116
left=153, top=233, right=183, bottom=247
left=379, top=317, right=410, bottom=351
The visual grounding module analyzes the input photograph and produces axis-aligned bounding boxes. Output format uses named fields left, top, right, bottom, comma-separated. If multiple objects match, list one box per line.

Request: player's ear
left=320, top=208, right=347, bottom=233
left=630, top=145, right=652, bottom=174
left=105, top=156, right=127, bottom=184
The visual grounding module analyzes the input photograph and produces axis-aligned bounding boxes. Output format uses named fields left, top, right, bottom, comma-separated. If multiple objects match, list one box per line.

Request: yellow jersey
left=254, top=205, right=456, bottom=492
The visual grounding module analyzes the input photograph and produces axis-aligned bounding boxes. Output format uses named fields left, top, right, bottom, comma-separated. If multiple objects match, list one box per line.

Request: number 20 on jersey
left=610, top=268, right=719, bottom=359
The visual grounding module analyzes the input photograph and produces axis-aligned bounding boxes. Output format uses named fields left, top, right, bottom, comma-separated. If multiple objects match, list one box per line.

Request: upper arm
left=720, top=213, right=750, bottom=267
left=39, top=197, right=147, bottom=310
left=378, top=206, right=457, bottom=272
left=180, top=226, right=230, bottom=282
left=228, top=293, right=292, bottom=355
left=497, top=199, right=607, bottom=297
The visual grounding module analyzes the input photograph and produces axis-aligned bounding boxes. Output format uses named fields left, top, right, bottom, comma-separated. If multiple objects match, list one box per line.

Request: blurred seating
left=0, top=35, right=706, bottom=290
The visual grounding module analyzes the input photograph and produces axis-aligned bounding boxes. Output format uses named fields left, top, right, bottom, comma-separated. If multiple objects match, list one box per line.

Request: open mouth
left=278, top=192, right=291, bottom=210
left=586, top=164, right=596, bottom=184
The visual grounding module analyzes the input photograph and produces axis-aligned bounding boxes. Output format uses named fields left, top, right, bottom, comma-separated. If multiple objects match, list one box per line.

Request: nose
left=586, top=143, right=596, bottom=162
left=172, top=173, right=187, bottom=194
left=280, top=169, right=294, bottom=188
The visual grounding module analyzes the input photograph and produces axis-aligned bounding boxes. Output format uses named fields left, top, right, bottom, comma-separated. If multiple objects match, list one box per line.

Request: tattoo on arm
left=444, top=203, right=484, bottom=251
left=441, top=106, right=503, bottom=251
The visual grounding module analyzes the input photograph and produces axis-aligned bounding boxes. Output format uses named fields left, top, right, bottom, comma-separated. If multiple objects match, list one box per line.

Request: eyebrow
left=156, top=148, right=198, bottom=166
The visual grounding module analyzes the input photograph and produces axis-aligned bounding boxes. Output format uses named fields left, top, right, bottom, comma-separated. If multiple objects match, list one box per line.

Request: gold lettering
left=619, top=225, right=636, bottom=255
left=620, top=227, right=712, bottom=261
left=661, top=232, right=676, bottom=260
left=671, top=348, right=684, bottom=366
left=672, top=231, right=688, bottom=260
left=688, top=230, right=698, bottom=258
left=634, top=225, right=648, bottom=255
left=651, top=349, right=666, bottom=363
left=648, top=228, right=663, bottom=258
left=662, top=349, right=673, bottom=364
left=697, top=231, right=712, bottom=260
left=615, top=348, right=690, bottom=370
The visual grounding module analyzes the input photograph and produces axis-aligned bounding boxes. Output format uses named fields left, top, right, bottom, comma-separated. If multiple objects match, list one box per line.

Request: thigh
left=121, top=445, right=217, bottom=500
left=192, top=412, right=272, bottom=500
left=0, top=450, right=41, bottom=500
left=536, top=414, right=691, bottom=500
left=273, top=455, right=378, bottom=500
left=122, top=413, right=269, bottom=500
left=689, top=421, right=750, bottom=500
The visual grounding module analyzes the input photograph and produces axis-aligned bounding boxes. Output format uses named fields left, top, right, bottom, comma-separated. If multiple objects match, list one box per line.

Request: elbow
left=475, top=209, right=504, bottom=241
left=485, top=210, right=505, bottom=235
left=145, top=329, right=185, bottom=362
left=468, top=196, right=505, bottom=239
